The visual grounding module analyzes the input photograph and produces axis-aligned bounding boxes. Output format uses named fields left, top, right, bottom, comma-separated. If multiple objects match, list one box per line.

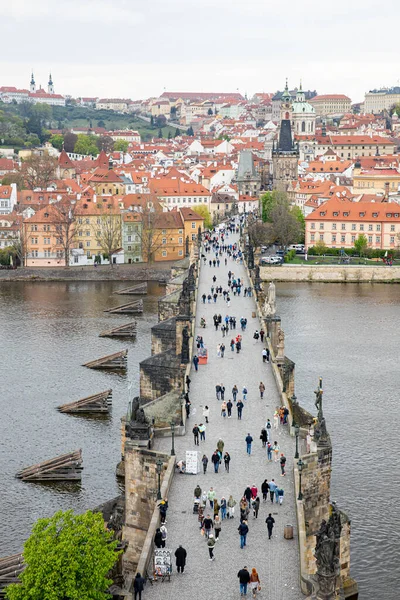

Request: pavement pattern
left=148, top=231, right=301, bottom=600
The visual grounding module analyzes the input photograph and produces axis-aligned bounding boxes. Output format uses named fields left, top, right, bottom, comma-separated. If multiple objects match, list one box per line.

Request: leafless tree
left=269, top=200, right=302, bottom=251
left=21, top=154, right=57, bottom=190
left=136, top=204, right=165, bottom=263
left=93, top=203, right=122, bottom=267
left=50, top=200, right=82, bottom=267
left=11, top=218, right=30, bottom=267
left=248, top=221, right=273, bottom=249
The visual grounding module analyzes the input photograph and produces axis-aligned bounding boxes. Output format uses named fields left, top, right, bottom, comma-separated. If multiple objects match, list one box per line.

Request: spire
left=282, top=79, right=291, bottom=102
left=299, top=79, right=303, bottom=92
left=48, top=72, right=53, bottom=85
left=30, top=70, right=36, bottom=93
left=30, top=71, right=35, bottom=85
left=48, top=72, right=54, bottom=95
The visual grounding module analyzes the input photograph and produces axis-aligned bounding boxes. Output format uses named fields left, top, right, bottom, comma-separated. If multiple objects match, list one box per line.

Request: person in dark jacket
left=154, top=528, right=163, bottom=548
left=260, top=428, right=268, bottom=447
left=244, top=486, right=252, bottom=505
left=261, top=479, right=269, bottom=502
left=237, top=566, right=251, bottom=596
left=133, top=572, right=146, bottom=600
left=174, top=545, right=187, bottom=573
left=266, top=513, right=275, bottom=539
left=238, top=520, right=249, bottom=548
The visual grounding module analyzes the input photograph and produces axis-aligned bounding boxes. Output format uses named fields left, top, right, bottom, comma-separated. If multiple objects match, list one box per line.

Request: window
left=352, top=224, right=356, bottom=231
left=319, top=234, right=324, bottom=241
left=319, top=223, right=324, bottom=229
left=341, top=224, right=346, bottom=230
left=191, top=222, right=196, bottom=229
left=310, top=233, right=315, bottom=241
left=178, top=229, right=183, bottom=234
left=368, top=224, right=373, bottom=231
left=351, top=235, right=355, bottom=243
left=332, top=223, right=337, bottom=230
left=333, top=212, right=339, bottom=217
left=390, top=224, right=395, bottom=232
left=178, top=237, right=183, bottom=244
left=390, top=236, right=395, bottom=244
left=191, top=233, right=196, bottom=241
left=79, top=230, right=83, bottom=236
left=311, top=223, right=315, bottom=229
left=162, top=229, right=166, bottom=234
left=78, top=242, right=83, bottom=249
left=86, top=241, right=90, bottom=247
left=162, top=238, right=167, bottom=245
left=162, top=250, right=167, bottom=257
left=376, top=224, right=381, bottom=231
left=86, top=230, right=90, bottom=236
left=78, top=218, right=83, bottom=224
left=127, top=235, right=132, bottom=242
left=368, top=235, right=373, bottom=244
left=85, top=218, right=90, bottom=224
left=31, top=237, right=38, bottom=244
left=332, top=234, right=336, bottom=242
left=87, top=250, right=91, bottom=258
left=376, top=236, right=381, bottom=243
left=178, top=250, right=183, bottom=256
left=97, top=218, right=101, bottom=225
left=359, top=224, right=364, bottom=231
left=372, top=212, right=378, bottom=218
left=341, top=235, right=345, bottom=242
left=31, top=225, right=38, bottom=232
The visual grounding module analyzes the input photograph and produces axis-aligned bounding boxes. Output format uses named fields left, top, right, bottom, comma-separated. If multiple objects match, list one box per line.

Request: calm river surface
left=277, top=283, right=400, bottom=600
left=0, top=281, right=160, bottom=556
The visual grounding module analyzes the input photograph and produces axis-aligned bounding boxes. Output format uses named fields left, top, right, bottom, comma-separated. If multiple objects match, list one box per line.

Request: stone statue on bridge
left=264, top=281, right=276, bottom=317
left=181, top=325, right=190, bottom=364
left=312, top=504, right=342, bottom=599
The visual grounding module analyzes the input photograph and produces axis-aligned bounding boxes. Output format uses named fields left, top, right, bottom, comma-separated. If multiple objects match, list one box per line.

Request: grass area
left=286, top=256, right=397, bottom=266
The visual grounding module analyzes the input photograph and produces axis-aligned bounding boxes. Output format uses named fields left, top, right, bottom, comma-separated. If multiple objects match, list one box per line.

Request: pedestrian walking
left=261, top=479, right=269, bottom=502
left=277, top=487, right=284, bottom=505
left=160, top=524, right=167, bottom=547
left=174, top=545, right=187, bottom=573
left=194, top=484, right=202, bottom=499
left=207, top=488, right=216, bottom=508
left=207, top=534, right=215, bottom=561
left=260, top=329, right=265, bottom=342
left=220, top=343, right=225, bottom=358
left=273, top=441, right=280, bottom=462
left=266, top=419, right=272, bottom=437
left=203, top=405, right=210, bottom=423
left=244, top=486, right=252, bottom=506
left=238, top=520, right=249, bottom=549
left=215, top=384, right=221, bottom=400
left=192, top=424, right=200, bottom=446
left=158, top=498, right=168, bottom=524
left=273, top=410, right=279, bottom=429
left=133, top=573, right=146, bottom=600
left=199, top=423, right=206, bottom=441
left=224, top=451, right=231, bottom=472
left=280, top=453, right=287, bottom=476
left=220, top=385, right=225, bottom=400
left=260, top=428, right=268, bottom=447
left=266, top=514, right=275, bottom=539
left=193, top=355, right=199, bottom=371
left=249, top=568, right=261, bottom=598
left=250, top=484, right=258, bottom=499
left=220, top=496, right=227, bottom=520
left=227, top=400, right=233, bottom=417
left=230, top=338, right=235, bottom=351
left=186, top=375, right=191, bottom=392
left=227, top=495, right=236, bottom=519
left=185, top=397, right=191, bottom=418
left=237, top=400, right=244, bottom=419
left=268, top=479, right=277, bottom=503
left=252, top=497, right=260, bottom=519
left=217, top=438, right=225, bottom=454
left=203, top=514, right=213, bottom=538
left=221, top=401, right=227, bottom=417
left=232, top=385, right=238, bottom=401
left=245, top=433, right=253, bottom=455
left=259, top=382, right=265, bottom=399
left=242, top=386, right=248, bottom=400
left=213, top=498, right=220, bottom=519
left=262, top=348, right=267, bottom=363
left=237, top=566, right=251, bottom=597
left=154, top=527, right=163, bottom=548
left=214, top=515, right=222, bottom=540
left=202, top=454, right=208, bottom=474
left=211, top=451, right=220, bottom=473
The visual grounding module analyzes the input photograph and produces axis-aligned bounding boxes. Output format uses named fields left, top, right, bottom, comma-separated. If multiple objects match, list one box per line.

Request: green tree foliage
left=174, top=128, right=180, bottom=138
left=50, top=133, right=64, bottom=151
left=113, top=139, right=129, bottom=152
left=207, top=108, right=213, bottom=115
left=6, top=510, right=120, bottom=600
left=97, top=120, right=106, bottom=128
left=186, top=126, right=194, bottom=136
left=63, top=132, right=78, bottom=153
left=313, top=239, right=328, bottom=256
left=158, top=128, right=163, bottom=139
left=269, top=194, right=302, bottom=250
left=74, top=134, right=99, bottom=156
left=260, top=190, right=288, bottom=223
left=290, top=205, right=305, bottom=242
left=192, top=205, right=212, bottom=229
left=155, top=115, right=167, bottom=128
left=354, top=233, right=368, bottom=256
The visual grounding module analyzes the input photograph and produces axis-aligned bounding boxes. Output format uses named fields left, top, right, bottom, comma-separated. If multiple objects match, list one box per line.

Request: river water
left=277, top=282, right=400, bottom=600
left=0, top=281, right=160, bottom=556
left=1, top=281, right=396, bottom=598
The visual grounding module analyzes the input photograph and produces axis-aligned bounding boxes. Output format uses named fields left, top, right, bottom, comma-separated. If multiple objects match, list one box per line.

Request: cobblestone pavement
left=149, top=233, right=301, bottom=600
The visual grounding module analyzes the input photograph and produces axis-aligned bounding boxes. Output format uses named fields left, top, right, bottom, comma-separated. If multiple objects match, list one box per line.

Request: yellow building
left=309, top=94, right=351, bottom=116
left=75, top=198, right=122, bottom=261
left=87, top=169, right=125, bottom=196
left=352, top=163, right=400, bottom=193
left=150, top=99, right=171, bottom=117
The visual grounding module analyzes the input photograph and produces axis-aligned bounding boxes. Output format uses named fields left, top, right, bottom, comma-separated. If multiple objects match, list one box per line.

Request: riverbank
left=0, top=263, right=175, bottom=283
left=260, top=264, right=400, bottom=283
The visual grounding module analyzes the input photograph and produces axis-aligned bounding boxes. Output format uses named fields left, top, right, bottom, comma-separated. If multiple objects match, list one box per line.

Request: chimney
left=384, top=182, right=390, bottom=200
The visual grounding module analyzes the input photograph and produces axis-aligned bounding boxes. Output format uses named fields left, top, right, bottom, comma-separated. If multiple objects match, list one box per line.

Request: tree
left=158, top=128, right=163, bottom=139
left=260, top=190, right=287, bottom=223
left=97, top=120, right=106, bottom=128
left=186, top=126, right=194, bottom=136
left=50, top=199, right=82, bottom=266
left=191, top=205, right=212, bottom=230
left=207, top=108, right=213, bottom=116
left=50, top=133, right=64, bottom=151
left=155, top=115, right=167, bottom=128
left=93, top=204, right=122, bottom=267
left=290, top=205, right=305, bottom=242
left=150, top=115, right=154, bottom=127
left=174, top=128, right=180, bottom=138
left=63, top=132, right=78, bottom=153
left=10, top=218, right=29, bottom=266
left=74, top=134, right=99, bottom=156
left=2, top=172, right=26, bottom=190
left=21, top=153, right=57, bottom=190
left=168, top=131, right=172, bottom=140
left=354, top=233, right=368, bottom=257
left=314, top=239, right=328, bottom=256
left=269, top=196, right=302, bottom=251
left=113, top=139, right=129, bottom=152
left=135, top=202, right=164, bottom=263
left=96, top=135, right=114, bottom=153
left=5, top=509, right=120, bottom=600
left=248, top=221, right=273, bottom=248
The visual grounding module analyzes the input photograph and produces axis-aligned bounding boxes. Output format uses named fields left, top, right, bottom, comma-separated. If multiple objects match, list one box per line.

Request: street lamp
left=294, top=424, right=300, bottom=459
left=291, top=393, right=297, bottom=427
left=297, top=459, right=304, bottom=501
left=156, top=459, right=163, bottom=500
left=170, top=420, right=176, bottom=456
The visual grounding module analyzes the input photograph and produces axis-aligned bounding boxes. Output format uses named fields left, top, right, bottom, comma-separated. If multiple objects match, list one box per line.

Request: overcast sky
left=2, top=0, right=399, bottom=103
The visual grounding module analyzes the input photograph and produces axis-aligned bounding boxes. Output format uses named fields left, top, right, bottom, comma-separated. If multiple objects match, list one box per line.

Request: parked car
left=289, top=244, right=305, bottom=254
left=260, top=256, right=283, bottom=265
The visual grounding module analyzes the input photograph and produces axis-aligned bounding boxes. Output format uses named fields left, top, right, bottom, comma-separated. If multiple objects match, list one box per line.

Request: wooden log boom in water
left=82, top=350, right=127, bottom=370
left=99, top=321, right=137, bottom=338
left=57, top=390, right=112, bottom=413
left=104, top=299, right=143, bottom=314
left=16, top=450, right=83, bottom=482
left=114, top=282, right=147, bottom=295
left=0, top=553, right=24, bottom=598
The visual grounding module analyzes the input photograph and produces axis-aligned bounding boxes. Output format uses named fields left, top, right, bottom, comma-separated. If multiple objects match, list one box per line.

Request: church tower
left=272, top=79, right=299, bottom=192
left=30, top=72, right=36, bottom=93
left=48, top=73, right=54, bottom=94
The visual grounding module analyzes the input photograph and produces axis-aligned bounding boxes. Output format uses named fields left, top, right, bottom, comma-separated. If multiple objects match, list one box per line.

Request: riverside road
left=151, top=231, right=301, bottom=600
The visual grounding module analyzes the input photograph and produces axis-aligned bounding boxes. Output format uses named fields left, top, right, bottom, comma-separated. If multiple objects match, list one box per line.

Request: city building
left=150, top=179, right=212, bottom=210
left=363, top=87, right=400, bottom=114
left=272, top=83, right=299, bottom=192
left=291, top=83, right=316, bottom=135
left=309, top=94, right=351, bottom=116
left=0, top=73, right=65, bottom=106
left=96, top=99, right=132, bottom=112
left=305, top=197, right=400, bottom=250
left=0, top=184, right=17, bottom=215
left=236, top=150, right=261, bottom=196
left=314, top=134, right=396, bottom=159
left=109, top=130, right=141, bottom=143
left=352, top=161, right=400, bottom=194
left=122, top=210, right=142, bottom=263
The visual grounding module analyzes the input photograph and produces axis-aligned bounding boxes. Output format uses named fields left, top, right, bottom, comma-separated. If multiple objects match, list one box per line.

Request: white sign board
left=154, top=548, right=172, bottom=576
left=185, top=450, right=199, bottom=474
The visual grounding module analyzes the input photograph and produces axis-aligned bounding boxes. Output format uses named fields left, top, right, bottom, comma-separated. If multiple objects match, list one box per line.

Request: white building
left=0, top=184, right=17, bottom=215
